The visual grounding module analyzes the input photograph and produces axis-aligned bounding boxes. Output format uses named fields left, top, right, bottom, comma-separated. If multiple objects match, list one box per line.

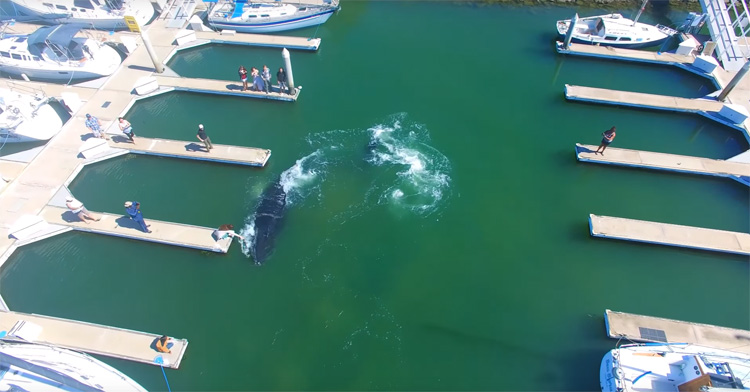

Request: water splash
left=365, top=113, right=451, bottom=216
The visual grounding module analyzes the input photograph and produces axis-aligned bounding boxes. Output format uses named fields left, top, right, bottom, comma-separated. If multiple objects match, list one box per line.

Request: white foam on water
left=366, top=113, right=451, bottom=216
left=239, top=220, right=256, bottom=258
left=279, top=149, right=324, bottom=206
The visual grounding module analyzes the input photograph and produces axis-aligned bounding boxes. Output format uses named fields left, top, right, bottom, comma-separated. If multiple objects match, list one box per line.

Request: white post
left=140, top=30, right=164, bottom=74
left=282, top=48, right=295, bottom=94
left=718, top=60, right=750, bottom=101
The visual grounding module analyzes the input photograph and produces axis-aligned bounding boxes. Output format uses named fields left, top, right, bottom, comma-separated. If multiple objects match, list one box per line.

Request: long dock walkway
left=556, top=43, right=696, bottom=66
left=604, top=309, right=750, bottom=354
left=40, top=206, right=233, bottom=253
left=192, top=31, right=321, bottom=51
left=588, top=214, right=750, bottom=255
left=575, top=143, right=750, bottom=184
left=565, top=84, right=724, bottom=113
left=107, top=136, right=271, bottom=167
left=152, top=75, right=298, bottom=102
left=0, top=310, right=188, bottom=368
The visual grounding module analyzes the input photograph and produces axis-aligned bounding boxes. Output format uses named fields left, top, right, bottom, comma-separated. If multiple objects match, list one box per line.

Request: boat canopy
left=27, top=24, right=84, bottom=48
left=232, top=0, right=247, bottom=18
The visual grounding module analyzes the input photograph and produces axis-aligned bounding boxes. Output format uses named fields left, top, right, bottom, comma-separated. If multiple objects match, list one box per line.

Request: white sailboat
left=0, top=24, right=122, bottom=82
left=207, top=0, right=339, bottom=34
left=4, top=0, right=155, bottom=30
left=601, top=343, right=750, bottom=392
left=0, top=339, right=148, bottom=391
left=0, top=87, right=64, bottom=143
left=556, top=0, right=677, bottom=49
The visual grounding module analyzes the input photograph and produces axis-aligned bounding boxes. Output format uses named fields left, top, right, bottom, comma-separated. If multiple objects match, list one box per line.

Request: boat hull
left=564, top=35, right=670, bottom=49
left=209, top=8, right=336, bottom=33
left=0, top=103, right=63, bottom=143
left=6, top=0, right=154, bottom=30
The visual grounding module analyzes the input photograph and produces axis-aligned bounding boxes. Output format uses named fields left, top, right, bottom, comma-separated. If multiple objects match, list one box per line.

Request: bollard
left=562, top=13, right=578, bottom=50
left=140, top=30, right=165, bottom=74
left=717, top=60, right=750, bottom=102
left=282, top=48, right=295, bottom=94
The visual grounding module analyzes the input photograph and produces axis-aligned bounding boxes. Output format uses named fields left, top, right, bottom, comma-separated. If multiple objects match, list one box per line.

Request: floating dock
left=565, top=84, right=724, bottom=114
left=0, top=310, right=188, bottom=368
left=39, top=206, right=233, bottom=253
left=152, top=75, right=298, bottom=102
left=588, top=214, right=750, bottom=256
left=107, top=136, right=271, bottom=167
left=575, top=143, right=750, bottom=185
left=604, top=309, right=750, bottom=355
left=191, top=31, right=321, bottom=51
left=556, top=42, right=696, bottom=67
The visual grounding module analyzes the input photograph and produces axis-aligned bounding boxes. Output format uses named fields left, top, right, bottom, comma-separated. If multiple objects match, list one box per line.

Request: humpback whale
left=250, top=179, right=287, bottom=264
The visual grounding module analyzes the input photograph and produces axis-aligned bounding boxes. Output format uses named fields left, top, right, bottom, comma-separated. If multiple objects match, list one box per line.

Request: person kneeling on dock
left=66, top=196, right=100, bottom=224
left=213, top=224, right=244, bottom=241
left=155, top=335, right=173, bottom=354
left=124, top=201, right=151, bottom=233
left=118, top=117, right=135, bottom=143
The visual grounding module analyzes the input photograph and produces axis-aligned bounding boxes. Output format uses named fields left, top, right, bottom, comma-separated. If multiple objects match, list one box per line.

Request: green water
left=1, top=2, right=749, bottom=391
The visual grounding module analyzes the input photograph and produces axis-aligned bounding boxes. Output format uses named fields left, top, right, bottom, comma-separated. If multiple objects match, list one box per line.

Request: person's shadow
left=114, top=216, right=144, bottom=231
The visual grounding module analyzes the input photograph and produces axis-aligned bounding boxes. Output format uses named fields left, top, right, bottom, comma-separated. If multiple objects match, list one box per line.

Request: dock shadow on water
left=240, top=113, right=452, bottom=264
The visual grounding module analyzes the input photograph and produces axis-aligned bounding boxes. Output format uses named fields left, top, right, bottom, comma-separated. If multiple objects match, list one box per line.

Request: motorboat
left=600, top=343, right=750, bottom=392
left=0, top=339, right=147, bottom=391
left=557, top=0, right=677, bottom=49
left=0, top=24, right=122, bottom=82
left=207, top=0, right=339, bottom=34
left=3, top=0, right=155, bottom=30
left=0, top=87, right=64, bottom=143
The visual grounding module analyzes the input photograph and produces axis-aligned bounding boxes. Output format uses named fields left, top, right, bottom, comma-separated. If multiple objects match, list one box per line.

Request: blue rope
left=160, top=365, right=172, bottom=392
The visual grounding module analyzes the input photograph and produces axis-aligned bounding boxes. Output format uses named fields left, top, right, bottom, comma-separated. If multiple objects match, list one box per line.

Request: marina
left=0, top=1, right=746, bottom=390
left=588, top=214, right=750, bottom=255
left=575, top=143, right=750, bottom=185
left=0, top=309, right=188, bottom=369
left=604, top=309, right=750, bottom=355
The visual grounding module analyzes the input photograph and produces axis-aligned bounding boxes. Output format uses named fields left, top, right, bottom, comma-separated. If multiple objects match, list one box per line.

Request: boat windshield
left=73, top=0, right=95, bottom=10
left=596, top=18, right=605, bottom=32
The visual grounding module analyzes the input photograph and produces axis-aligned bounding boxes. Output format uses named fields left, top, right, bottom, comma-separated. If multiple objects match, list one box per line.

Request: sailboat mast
left=632, top=0, right=648, bottom=26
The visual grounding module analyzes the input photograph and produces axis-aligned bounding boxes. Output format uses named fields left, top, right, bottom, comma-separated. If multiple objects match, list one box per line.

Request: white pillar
left=282, top=48, right=295, bottom=94
left=562, top=13, right=578, bottom=50
left=140, top=30, right=164, bottom=74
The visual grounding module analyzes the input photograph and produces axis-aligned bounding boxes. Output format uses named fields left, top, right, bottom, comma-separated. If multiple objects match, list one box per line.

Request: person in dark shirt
left=238, top=65, right=248, bottom=91
left=277, top=67, right=288, bottom=95
left=196, top=124, right=213, bottom=152
left=595, top=126, right=616, bottom=155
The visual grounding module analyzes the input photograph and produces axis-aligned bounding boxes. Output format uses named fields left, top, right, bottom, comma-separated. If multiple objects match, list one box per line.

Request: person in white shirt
left=65, top=196, right=100, bottom=224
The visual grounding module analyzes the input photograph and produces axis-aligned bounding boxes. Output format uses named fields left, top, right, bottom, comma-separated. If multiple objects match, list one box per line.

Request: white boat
left=557, top=0, right=677, bottom=49
left=207, top=0, right=339, bottom=34
left=4, top=0, right=155, bottom=30
left=0, top=340, right=147, bottom=391
left=0, top=24, right=122, bottom=82
left=0, top=87, right=64, bottom=143
left=600, top=343, right=750, bottom=392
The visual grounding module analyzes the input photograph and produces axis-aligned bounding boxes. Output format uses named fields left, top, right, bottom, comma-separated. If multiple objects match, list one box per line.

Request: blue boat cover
left=27, top=24, right=85, bottom=47
left=231, top=0, right=247, bottom=18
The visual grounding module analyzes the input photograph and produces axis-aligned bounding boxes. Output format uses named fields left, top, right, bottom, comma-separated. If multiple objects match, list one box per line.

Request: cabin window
left=55, top=4, right=68, bottom=10
left=43, top=3, right=53, bottom=7
left=32, top=56, right=40, bottom=61
left=300, top=7, right=307, bottom=11
left=604, top=36, right=617, bottom=41
left=261, top=14, right=269, bottom=17
left=14, top=38, right=26, bottom=43
left=22, top=55, right=28, bottom=61
left=0, top=52, right=9, bottom=58
left=281, top=12, right=287, bottom=15
left=248, top=15, right=257, bottom=18
left=619, top=37, right=631, bottom=41
left=11, top=54, right=21, bottom=60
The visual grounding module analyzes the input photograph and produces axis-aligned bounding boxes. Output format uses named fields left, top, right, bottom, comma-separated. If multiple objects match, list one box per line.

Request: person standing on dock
left=277, top=67, right=288, bottom=95
left=124, top=201, right=151, bottom=233
left=261, top=65, right=272, bottom=94
left=239, top=65, right=248, bottom=91
left=66, top=196, right=100, bottom=224
left=84, top=114, right=105, bottom=140
left=118, top=117, right=135, bottom=143
left=595, top=126, right=616, bottom=155
left=196, top=124, right=213, bottom=152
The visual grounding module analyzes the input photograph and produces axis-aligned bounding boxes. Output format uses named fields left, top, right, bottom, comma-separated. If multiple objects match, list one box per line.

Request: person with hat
left=124, top=201, right=151, bottom=233
left=84, top=114, right=105, bottom=140
left=66, top=196, right=100, bottom=224
left=196, top=124, right=213, bottom=153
